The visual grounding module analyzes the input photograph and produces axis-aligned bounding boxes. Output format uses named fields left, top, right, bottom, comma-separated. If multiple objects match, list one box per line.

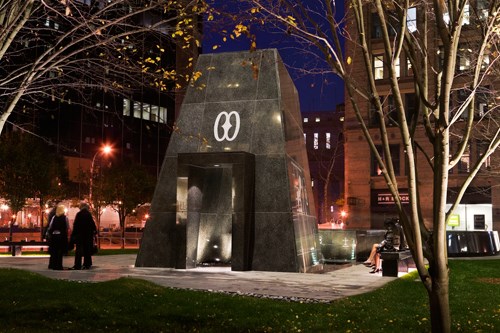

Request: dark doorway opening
left=177, top=152, right=255, bottom=271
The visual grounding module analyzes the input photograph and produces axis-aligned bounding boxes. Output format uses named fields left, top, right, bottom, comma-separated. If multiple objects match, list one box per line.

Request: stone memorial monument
left=135, top=49, right=321, bottom=272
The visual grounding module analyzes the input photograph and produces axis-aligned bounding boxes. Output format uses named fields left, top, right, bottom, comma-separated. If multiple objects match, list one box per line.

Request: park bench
left=0, top=241, right=48, bottom=256
left=380, top=249, right=414, bottom=277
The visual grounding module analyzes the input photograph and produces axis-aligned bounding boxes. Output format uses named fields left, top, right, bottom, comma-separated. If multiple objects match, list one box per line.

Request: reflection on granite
left=447, top=231, right=500, bottom=256
left=319, top=229, right=386, bottom=263
left=136, top=49, right=320, bottom=272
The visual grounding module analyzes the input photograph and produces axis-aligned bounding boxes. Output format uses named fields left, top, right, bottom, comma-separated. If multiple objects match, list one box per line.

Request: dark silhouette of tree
left=0, top=131, right=67, bottom=239
left=98, top=159, right=155, bottom=248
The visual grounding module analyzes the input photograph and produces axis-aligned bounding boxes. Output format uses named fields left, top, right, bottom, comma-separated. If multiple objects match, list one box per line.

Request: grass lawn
left=0, top=259, right=498, bottom=332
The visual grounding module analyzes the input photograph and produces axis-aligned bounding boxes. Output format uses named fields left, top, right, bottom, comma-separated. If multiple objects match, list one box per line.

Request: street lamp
left=89, top=144, right=112, bottom=209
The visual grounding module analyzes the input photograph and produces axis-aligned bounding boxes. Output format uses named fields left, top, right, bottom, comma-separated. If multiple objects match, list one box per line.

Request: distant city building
left=4, top=2, right=199, bottom=200
left=302, top=106, right=345, bottom=224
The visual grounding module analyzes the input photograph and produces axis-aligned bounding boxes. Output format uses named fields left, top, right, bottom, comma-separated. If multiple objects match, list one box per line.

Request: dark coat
left=47, top=208, right=56, bottom=227
left=71, top=209, right=97, bottom=245
left=47, top=214, right=69, bottom=269
left=47, top=215, right=69, bottom=243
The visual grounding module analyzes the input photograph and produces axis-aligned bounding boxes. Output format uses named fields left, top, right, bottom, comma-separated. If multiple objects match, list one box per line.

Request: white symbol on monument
left=214, top=111, right=240, bottom=142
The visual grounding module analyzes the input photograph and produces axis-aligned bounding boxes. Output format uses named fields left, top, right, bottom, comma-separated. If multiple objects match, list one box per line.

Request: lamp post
left=89, top=144, right=112, bottom=209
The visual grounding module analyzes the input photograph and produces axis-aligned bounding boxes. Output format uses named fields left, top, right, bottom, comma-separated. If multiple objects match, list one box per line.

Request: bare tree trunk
left=429, top=267, right=451, bottom=333
left=120, top=211, right=126, bottom=249
left=321, top=140, right=341, bottom=223
left=121, top=225, right=125, bottom=249
left=322, top=174, right=330, bottom=223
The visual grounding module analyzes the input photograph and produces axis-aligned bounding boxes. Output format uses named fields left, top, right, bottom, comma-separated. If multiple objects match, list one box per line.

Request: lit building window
left=458, top=143, right=470, bottom=173
left=444, top=2, right=469, bottom=25
left=395, top=57, right=401, bottom=78
left=477, top=0, right=489, bottom=20
left=124, top=98, right=167, bottom=124
left=374, top=55, right=384, bottom=79
left=407, top=7, right=417, bottom=33
left=159, top=107, right=167, bottom=124
left=303, top=133, right=307, bottom=144
left=313, top=133, right=319, bottom=150
left=304, top=117, right=308, bottom=123
left=407, top=57, right=413, bottom=76
left=142, top=103, right=151, bottom=121
left=123, top=99, right=130, bottom=116
left=151, top=105, right=159, bottom=122
left=437, top=47, right=444, bottom=70
left=315, top=117, right=320, bottom=122
left=457, top=47, right=471, bottom=71
left=463, top=3, right=470, bottom=25
left=133, top=101, right=141, bottom=118
left=481, top=53, right=490, bottom=71
left=326, top=133, right=331, bottom=149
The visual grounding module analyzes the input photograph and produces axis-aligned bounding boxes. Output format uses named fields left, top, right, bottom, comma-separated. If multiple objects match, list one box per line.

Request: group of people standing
left=46, top=202, right=97, bottom=270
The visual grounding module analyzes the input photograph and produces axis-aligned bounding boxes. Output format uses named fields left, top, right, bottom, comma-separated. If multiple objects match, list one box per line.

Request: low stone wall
left=319, top=229, right=385, bottom=263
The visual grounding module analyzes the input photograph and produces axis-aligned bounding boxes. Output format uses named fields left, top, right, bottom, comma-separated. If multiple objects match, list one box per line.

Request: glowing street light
left=89, top=144, right=112, bottom=208
left=339, top=210, right=348, bottom=229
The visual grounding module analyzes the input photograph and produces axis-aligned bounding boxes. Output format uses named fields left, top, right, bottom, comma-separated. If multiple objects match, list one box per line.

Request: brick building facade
left=343, top=2, right=499, bottom=231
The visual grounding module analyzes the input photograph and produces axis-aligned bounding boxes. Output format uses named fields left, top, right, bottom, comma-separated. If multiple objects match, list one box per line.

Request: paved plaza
left=0, top=254, right=398, bottom=302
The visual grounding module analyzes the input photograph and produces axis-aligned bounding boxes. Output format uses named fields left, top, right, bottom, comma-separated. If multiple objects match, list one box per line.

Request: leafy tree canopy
left=0, top=131, right=67, bottom=214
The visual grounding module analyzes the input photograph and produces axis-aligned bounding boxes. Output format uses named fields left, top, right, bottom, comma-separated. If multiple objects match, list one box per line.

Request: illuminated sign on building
left=448, top=214, right=460, bottom=227
left=376, top=192, right=410, bottom=205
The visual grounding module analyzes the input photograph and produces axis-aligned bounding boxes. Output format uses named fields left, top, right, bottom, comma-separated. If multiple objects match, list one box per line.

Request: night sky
left=202, top=4, right=345, bottom=113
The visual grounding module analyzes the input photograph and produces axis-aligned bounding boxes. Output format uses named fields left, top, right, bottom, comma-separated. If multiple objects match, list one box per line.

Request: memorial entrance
left=176, top=152, right=255, bottom=270
left=136, top=49, right=322, bottom=272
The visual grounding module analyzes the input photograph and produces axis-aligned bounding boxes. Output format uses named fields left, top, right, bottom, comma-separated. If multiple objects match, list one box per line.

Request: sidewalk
left=0, top=254, right=398, bottom=302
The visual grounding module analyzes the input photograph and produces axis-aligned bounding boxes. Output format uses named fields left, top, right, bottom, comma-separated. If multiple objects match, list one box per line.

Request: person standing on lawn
left=71, top=202, right=97, bottom=270
left=46, top=204, right=70, bottom=270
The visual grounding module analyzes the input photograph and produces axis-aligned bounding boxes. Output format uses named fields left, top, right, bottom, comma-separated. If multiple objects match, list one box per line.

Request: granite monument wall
left=135, top=49, right=321, bottom=272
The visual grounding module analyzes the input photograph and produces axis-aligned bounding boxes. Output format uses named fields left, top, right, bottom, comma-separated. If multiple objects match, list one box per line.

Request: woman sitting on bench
left=363, top=218, right=404, bottom=273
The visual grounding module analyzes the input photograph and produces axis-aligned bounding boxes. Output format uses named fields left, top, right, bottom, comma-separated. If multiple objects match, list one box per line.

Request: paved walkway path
left=0, top=254, right=398, bottom=302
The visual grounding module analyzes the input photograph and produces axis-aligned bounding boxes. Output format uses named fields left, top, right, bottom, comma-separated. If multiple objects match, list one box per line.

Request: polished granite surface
left=136, top=50, right=319, bottom=272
